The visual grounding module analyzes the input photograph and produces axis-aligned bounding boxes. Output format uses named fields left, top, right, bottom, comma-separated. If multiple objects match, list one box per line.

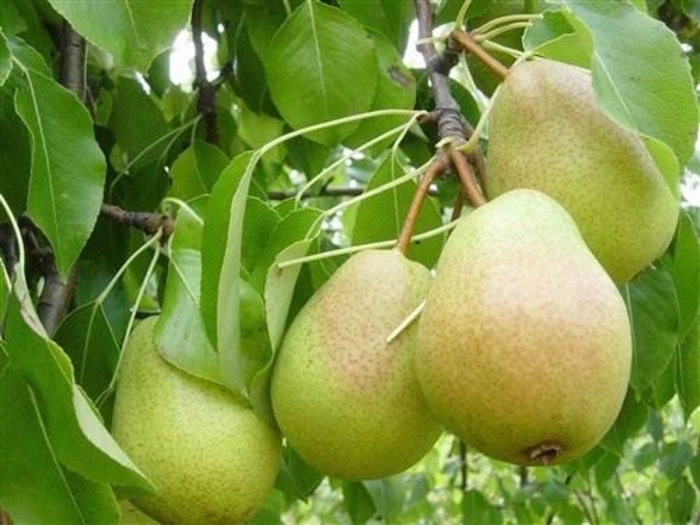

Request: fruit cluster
left=110, top=59, right=677, bottom=524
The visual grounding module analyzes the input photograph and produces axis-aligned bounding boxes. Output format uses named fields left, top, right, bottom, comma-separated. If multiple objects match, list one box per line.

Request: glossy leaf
left=342, top=481, right=377, bottom=525
left=626, top=267, right=680, bottom=393
left=265, top=2, right=378, bottom=145
left=599, top=387, right=648, bottom=455
left=275, top=445, right=323, bottom=502
left=337, top=0, right=413, bottom=49
left=47, top=0, right=193, bottom=71
left=13, top=67, right=105, bottom=279
left=563, top=0, right=699, bottom=166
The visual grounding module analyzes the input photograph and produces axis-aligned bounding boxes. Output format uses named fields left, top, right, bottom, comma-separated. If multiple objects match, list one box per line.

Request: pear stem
left=450, top=29, right=509, bottom=80
left=449, top=149, right=487, bottom=208
left=395, top=157, right=447, bottom=255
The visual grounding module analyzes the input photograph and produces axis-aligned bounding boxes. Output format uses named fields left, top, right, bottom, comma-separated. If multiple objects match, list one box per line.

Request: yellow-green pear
left=271, top=249, right=442, bottom=480
left=416, top=189, right=632, bottom=466
left=487, top=59, right=679, bottom=283
left=111, top=317, right=282, bottom=525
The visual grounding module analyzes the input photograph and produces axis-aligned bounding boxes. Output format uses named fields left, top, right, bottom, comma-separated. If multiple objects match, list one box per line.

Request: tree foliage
left=0, top=0, right=700, bottom=523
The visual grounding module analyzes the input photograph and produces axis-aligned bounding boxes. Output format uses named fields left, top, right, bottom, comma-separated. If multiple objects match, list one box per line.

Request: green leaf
left=13, top=67, right=106, bottom=279
left=562, top=0, right=699, bottom=166
left=0, top=84, right=30, bottom=216
left=109, top=76, right=169, bottom=170
left=690, top=453, right=700, bottom=490
left=265, top=1, right=378, bottom=145
left=626, top=267, right=680, bottom=393
left=343, top=30, right=417, bottom=151
left=3, top=295, right=153, bottom=492
left=342, top=481, right=377, bottom=525
left=599, top=387, right=648, bottom=455
left=46, top=0, right=193, bottom=71
left=157, top=201, right=221, bottom=384
left=364, top=478, right=406, bottom=522
left=169, top=140, right=230, bottom=200
left=660, top=441, right=694, bottom=480
left=461, top=489, right=503, bottom=524
left=351, top=154, right=444, bottom=268
left=0, top=31, right=11, bottom=86
left=265, top=239, right=315, bottom=352
left=523, top=10, right=591, bottom=68
left=54, top=303, right=120, bottom=401
left=660, top=212, right=700, bottom=339
left=241, top=197, right=282, bottom=275
left=337, top=0, right=414, bottom=49
left=275, top=446, right=324, bottom=502
left=0, top=364, right=120, bottom=525
left=677, top=313, right=700, bottom=418
left=666, top=476, right=696, bottom=524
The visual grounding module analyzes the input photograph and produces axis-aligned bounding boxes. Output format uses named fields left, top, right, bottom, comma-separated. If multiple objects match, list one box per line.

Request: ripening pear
left=271, top=249, right=442, bottom=480
left=111, top=317, right=282, bottom=525
left=487, top=59, right=679, bottom=283
left=415, top=189, right=632, bottom=466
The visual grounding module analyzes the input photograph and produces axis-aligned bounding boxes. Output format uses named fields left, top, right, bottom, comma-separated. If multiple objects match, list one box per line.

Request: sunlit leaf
left=47, top=0, right=193, bottom=71
left=563, top=1, right=699, bottom=166
left=265, top=2, right=378, bottom=145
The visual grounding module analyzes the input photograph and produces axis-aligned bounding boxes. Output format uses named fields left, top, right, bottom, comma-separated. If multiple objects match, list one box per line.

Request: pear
left=486, top=59, right=679, bottom=283
left=271, top=249, right=442, bottom=480
left=415, top=189, right=632, bottom=466
left=111, top=317, right=282, bottom=525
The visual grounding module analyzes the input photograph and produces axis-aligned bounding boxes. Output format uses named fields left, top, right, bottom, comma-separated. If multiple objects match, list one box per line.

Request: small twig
left=100, top=204, right=174, bottom=239
left=450, top=29, right=509, bottom=80
left=191, top=0, right=218, bottom=145
left=267, top=186, right=439, bottom=201
left=395, top=156, right=447, bottom=254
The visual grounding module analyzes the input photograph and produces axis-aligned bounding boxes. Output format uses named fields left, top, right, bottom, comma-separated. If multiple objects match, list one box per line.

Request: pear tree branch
left=191, top=0, right=219, bottom=145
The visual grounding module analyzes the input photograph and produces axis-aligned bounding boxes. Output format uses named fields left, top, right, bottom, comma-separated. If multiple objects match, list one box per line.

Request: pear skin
left=416, top=189, right=632, bottom=466
left=111, top=317, right=281, bottom=525
left=487, top=59, right=679, bottom=283
left=271, top=249, right=442, bottom=480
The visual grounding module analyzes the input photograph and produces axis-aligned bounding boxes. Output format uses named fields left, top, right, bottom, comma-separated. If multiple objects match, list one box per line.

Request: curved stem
left=395, top=157, right=447, bottom=254
left=474, top=22, right=534, bottom=42
left=451, top=29, right=509, bottom=80
left=472, top=13, right=541, bottom=36
left=449, top=149, right=486, bottom=208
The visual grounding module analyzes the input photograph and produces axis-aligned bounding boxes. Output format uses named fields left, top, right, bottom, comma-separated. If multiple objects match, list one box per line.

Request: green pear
left=486, top=58, right=679, bottom=283
left=271, top=249, right=442, bottom=480
left=111, top=317, right=282, bottom=525
left=415, top=189, right=632, bottom=466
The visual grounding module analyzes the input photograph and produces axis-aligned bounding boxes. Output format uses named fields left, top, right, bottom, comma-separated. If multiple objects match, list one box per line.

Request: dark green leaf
left=690, top=453, right=700, bottom=490
left=47, top=0, right=192, bottom=71
left=241, top=197, right=282, bottom=276
left=626, top=267, right=680, bottom=393
left=563, top=1, right=699, bottom=166
left=660, top=441, right=694, bottom=480
left=109, top=76, right=169, bottom=170
left=599, top=387, right=648, bottom=455
left=364, top=478, right=406, bottom=522
left=351, top=154, right=443, bottom=268
left=265, top=2, right=378, bottom=145
left=659, top=212, right=700, bottom=339
left=0, top=84, right=30, bottom=216
left=523, top=10, right=591, bottom=67
left=54, top=303, right=120, bottom=401
left=0, top=364, right=120, bottom=525
left=14, top=67, right=106, bottom=278
left=275, top=446, right=324, bottom=502
left=666, top=476, right=696, bottom=524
